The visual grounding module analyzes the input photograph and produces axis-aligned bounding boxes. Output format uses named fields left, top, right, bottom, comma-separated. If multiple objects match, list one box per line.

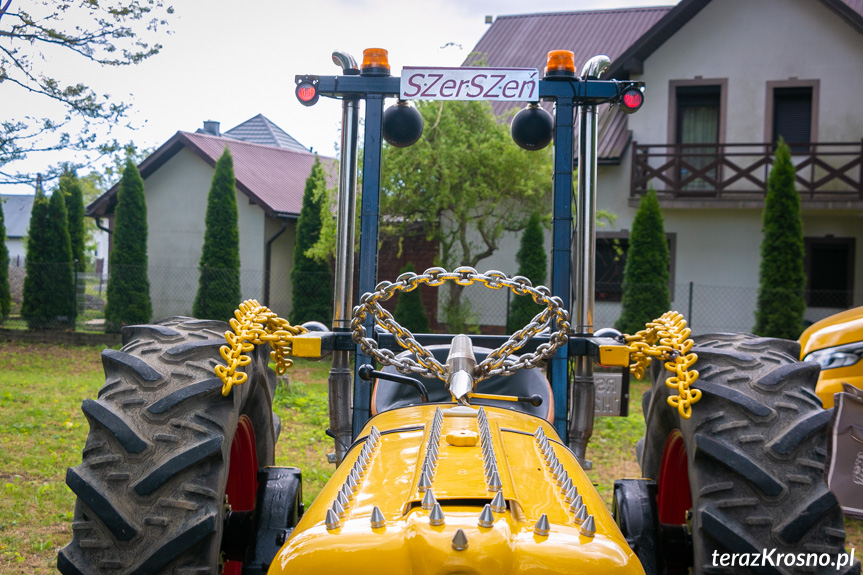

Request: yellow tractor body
left=271, top=404, right=641, bottom=574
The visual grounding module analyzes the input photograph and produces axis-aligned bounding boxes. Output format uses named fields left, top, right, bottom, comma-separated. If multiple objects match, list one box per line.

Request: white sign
left=400, top=67, right=540, bottom=102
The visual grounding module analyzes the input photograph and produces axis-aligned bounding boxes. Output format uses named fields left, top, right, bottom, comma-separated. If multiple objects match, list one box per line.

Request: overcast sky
left=3, top=0, right=675, bottom=195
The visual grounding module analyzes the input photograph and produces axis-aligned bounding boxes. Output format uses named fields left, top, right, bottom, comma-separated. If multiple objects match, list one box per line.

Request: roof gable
left=87, top=130, right=334, bottom=219
left=1, top=194, right=35, bottom=238
left=223, top=113, right=311, bottom=153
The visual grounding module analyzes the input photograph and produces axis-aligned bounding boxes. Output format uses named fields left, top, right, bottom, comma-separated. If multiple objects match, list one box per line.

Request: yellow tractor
left=59, top=49, right=858, bottom=575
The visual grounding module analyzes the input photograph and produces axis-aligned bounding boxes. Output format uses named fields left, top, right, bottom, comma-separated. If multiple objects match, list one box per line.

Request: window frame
left=764, top=79, right=819, bottom=153
left=595, top=231, right=677, bottom=302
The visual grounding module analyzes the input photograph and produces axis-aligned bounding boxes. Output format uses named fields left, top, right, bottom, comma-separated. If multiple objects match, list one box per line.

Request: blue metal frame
left=298, top=71, right=642, bottom=442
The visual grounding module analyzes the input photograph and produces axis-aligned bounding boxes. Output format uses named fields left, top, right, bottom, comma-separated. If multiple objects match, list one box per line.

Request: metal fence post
left=688, top=281, right=694, bottom=327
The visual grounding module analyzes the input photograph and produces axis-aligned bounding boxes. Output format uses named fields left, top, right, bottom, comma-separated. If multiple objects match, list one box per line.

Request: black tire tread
left=60, top=317, right=276, bottom=574
left=641, top=333, right=858, bottom=575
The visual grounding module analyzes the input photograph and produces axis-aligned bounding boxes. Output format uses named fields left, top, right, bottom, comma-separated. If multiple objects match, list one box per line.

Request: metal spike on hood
left=429, top=502, right=445, bottom=526
left=332, top=499, right=345, bottom=518
left=370, top=506, right=386, bottom=529
left=490, top=490, right=506, bottom=513
left=565, top=485, right=578, bottom=503
left=421, top=488, right=437, bottom=510
left=534, top=513, right=550, bottom=536
left=478, top=504, right=495, bottom=528
left=560, top=477, right=573, bottom=494
left=418, top=471, right=432, bottom=492
left=570, top=494, right=584, bottom=513
left=580, top=514, right=596, bottom=537
left=325, top=508, right=341, bottom=531
left=573, top=504, right=588, bottom=525
left=451, top=528, right=469, bottom=551
left=488, top=470, right=502, bottom=492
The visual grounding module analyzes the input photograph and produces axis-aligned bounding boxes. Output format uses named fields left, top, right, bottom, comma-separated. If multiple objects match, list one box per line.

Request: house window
left=673, top=83, right=724, bottom=191
left=805, top=237, right=854, bottom=308
left=595, top=233, right=676, bottom=302
left=765, top=80, right=819, bottom=154
left=773, top=87, right=812, bottom=152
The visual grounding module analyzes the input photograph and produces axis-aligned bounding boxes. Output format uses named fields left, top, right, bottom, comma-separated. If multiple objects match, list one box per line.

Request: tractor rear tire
left=58, top=317, right=277, bottom=575
left=640, top=333, right=859, bottom=575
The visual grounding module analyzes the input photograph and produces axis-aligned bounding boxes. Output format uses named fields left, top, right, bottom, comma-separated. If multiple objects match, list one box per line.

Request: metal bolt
left=534, top=513, right=550, bottom=536
left=478, top=504, right=495, bottom=528
left=490, top=490, right=506, bottom=513
left=370, top=506, right=386, bottom=529
left=451, top=528, right=469, bottom=551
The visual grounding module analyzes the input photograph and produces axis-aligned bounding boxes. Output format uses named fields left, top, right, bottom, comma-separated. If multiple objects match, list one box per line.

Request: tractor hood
left=270, top=404, right=642, bottom=574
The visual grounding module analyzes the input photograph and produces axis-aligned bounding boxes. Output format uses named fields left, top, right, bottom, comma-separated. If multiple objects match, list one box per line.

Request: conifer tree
left=507, top=213, right=547, bottom=333
left=105, top=159, right=151, bottom=331
left=754, top=140, right=805, bottom=338
left=61, top=167, right=87, bottom=270
left=290, top=158, right=332, bottom=325
left=21, top=182, right=76, bottom=328
left=193, top=149, right=242, bottom=322
left=615, top=189, right=670, bottom=335
left=0, top=198, right=11, bottom=321
left=394, top=263, right=430, bottom=333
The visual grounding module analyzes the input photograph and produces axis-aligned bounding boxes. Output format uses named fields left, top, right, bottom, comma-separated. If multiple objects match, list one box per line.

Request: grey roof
left=223, top=114, right=310, bottom=153
left=1, top=194, right=35, bottom=238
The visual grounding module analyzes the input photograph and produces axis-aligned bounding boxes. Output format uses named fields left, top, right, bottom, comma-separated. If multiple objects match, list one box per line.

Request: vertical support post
left=353, top=93, right=386, bottom=439
left=688, top=281, right=694, bottom=327
left=328, top=93, right=360, bottom=465
left=568, top=55, right=610, bottom=466
left=550, top=94, right=574, bottom=441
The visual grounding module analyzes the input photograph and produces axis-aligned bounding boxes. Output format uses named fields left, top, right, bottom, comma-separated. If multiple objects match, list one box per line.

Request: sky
left=2, top=0, right=675, bottom=195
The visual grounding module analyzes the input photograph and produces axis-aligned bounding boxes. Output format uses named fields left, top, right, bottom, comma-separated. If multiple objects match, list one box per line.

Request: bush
left=615, top=189, right=670, bottom=335
left=753, top=140, right=805, bottom=338
left=192, top=148, right=242, bottom=322
left=105, top=159, right=151, bottom=331
left=507, top=212, right=547, bottom=333
left=394, top=263, right=430, bottom=333
left=21, top=183, right=76, bottom=329
left=0, top=197, right=10, bottom=320
left=61, top=167, right=87, bottom=270
left=290, top=158, right=332, bottom=325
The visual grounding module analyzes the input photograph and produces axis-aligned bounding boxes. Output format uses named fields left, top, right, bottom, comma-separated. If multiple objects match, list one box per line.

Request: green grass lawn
left=0, top=342, right=859, bottom=574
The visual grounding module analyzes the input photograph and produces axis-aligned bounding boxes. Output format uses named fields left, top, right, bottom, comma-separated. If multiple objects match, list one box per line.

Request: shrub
left=507, top=212, right=547, bottom=333
left=290, top=158, right=332, bottom=325
left=753, top=140, right=805, bottom=338
left=192, top=148, right=242, bottom=322
left=21, top=182, right=76, bottom=328
left=105, top=159, right=151, bottom=331
left=615, top=189, right=670, bottom=335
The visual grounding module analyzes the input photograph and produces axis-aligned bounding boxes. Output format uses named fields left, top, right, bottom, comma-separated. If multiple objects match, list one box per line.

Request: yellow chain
left=215, top=299, right=308, bottom=396
left=624, top=311, right=702, bottom=419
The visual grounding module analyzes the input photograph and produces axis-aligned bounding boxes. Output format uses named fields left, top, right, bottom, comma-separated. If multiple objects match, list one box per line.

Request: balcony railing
left=631, top=141, right=863, bottom=200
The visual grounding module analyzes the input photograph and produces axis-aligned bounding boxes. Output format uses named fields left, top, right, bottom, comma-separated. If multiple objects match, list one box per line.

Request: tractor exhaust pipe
left=328, top=51, right=360, bottom=465
left=568, top=55, right=610, bottom=465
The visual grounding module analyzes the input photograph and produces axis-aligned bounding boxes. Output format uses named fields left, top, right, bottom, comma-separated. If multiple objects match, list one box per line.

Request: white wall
left=144, top=147, right=267, bottom=319
left=594, top=0, right=863, bottom=333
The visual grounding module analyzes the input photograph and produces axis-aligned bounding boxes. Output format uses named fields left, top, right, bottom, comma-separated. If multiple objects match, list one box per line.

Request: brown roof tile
left=87, top=131, right=334, bottom=219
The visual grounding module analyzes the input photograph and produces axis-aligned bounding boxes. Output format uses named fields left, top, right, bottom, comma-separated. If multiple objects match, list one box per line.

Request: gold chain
left=215, top=300, right=308, bottom=396
left=624, top=311, right=701, bottom=419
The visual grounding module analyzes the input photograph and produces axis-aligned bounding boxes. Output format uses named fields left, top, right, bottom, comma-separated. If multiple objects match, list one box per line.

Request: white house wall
left=144, top=146, right=267, bottom=319
left=264, top=216, right=296, bottom=317
left=596, top=0, right=863, bottom=333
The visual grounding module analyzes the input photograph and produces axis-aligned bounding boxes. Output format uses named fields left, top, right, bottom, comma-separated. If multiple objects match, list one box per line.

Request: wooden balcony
left=631, top=141, right=863, bottom=208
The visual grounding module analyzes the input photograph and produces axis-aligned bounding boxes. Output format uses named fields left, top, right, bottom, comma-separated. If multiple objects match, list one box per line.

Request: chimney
left=202, top=120, right=221, bottom=136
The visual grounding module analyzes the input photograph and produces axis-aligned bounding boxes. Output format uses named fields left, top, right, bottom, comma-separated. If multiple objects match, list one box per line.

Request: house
left=468, top=0, right=863, bottom=334
left=1, top=194, right=34, bottom=264
left=87, top=115, right=334, bottom=320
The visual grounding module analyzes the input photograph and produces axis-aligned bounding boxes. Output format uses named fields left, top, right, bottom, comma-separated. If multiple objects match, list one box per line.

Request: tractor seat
left=371, top=345, right=553, bottom=422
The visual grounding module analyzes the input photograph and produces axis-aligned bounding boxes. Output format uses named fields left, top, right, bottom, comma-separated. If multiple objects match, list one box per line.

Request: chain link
left=624, top=311, right=701, bottom=419
left=215, top=299, right=308, bottom=396
left=351, top=266, right=571, bottom=383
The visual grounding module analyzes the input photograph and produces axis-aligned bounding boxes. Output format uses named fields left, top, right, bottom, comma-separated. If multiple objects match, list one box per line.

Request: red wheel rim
left=657, top=429, right=692, bottom=525
left=223, top=415, right=258, bottom=574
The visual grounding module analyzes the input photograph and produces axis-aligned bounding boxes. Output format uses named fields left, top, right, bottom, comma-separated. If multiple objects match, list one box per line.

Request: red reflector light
left=296, top=81, right=319, bottom=106
left=620, top=88, right=643, bottom=114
